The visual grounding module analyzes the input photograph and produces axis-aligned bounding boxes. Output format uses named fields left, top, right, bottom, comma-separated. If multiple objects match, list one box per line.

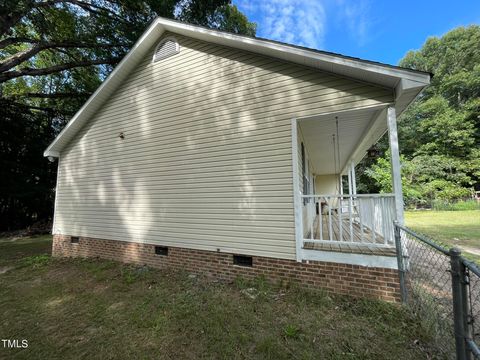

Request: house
left=45, top=17, right=430, bottom=301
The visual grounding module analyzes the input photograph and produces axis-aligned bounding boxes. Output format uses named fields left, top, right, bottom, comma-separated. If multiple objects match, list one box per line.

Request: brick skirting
left=52, top=234, right=400, bottom=302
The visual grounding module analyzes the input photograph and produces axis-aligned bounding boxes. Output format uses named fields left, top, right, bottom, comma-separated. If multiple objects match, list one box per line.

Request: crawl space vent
left=233, top=255, right=253, bottom=267
left=155, top=246, right=168, bottom=256
left=153, top=38, right=179, bottom=62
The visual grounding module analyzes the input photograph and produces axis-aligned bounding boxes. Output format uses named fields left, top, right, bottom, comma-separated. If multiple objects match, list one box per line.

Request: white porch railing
left=301, top=194, right=396, bottom=247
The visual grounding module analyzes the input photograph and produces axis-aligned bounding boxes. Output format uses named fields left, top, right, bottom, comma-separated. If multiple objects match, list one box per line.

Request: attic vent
left=153, top=37, right=179, bottom=62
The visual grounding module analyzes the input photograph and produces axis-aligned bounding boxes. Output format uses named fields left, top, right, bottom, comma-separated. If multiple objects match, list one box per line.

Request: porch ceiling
left=298, top=105, right=386, bottom=175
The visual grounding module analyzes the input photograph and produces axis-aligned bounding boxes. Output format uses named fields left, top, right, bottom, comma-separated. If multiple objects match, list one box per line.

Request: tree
left=0, top=98, right=57, bottom=230
left=0, top=0, right=255, bottom=231
left=363, top=26, right=480, bottom=205
left=0, top=1, right=255, bottom=112
left=364, top=153, right=423, bottom=206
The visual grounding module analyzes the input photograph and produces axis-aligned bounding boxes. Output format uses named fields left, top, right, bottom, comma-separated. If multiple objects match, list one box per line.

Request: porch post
left=387, top=106, right=404, bottom=224
left=350, top=161, right=357, bottom=195
left=347, top=167, right=352, bottom=195
left=291, top=118, right=303, bottom=262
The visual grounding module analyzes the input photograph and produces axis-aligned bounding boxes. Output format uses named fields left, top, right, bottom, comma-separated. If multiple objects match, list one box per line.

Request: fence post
left=450, top=248, right=471, bottom=360
left=394, top=222, right=407, bottom=303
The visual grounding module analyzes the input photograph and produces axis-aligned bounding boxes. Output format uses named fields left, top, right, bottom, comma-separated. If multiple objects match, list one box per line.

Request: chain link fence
left=465, top=260, right=480, bottom=358
left=394, top=223, right=480, bottom=359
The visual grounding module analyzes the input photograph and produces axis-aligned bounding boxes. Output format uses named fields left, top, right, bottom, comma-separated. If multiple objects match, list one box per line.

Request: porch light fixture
left=367, top=147, right=380, bottom=158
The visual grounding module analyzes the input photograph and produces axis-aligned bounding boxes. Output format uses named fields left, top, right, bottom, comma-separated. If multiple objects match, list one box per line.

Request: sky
left=233, top=0, right=480, bottom=66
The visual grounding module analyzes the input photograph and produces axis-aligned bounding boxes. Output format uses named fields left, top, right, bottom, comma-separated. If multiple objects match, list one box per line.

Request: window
left=153, top=37, right=180, bottom=62
left=70, top=236, right=79, bottom=244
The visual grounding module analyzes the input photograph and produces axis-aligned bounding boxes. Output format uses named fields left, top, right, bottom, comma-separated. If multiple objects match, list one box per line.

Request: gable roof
left=44, top=17, right=431, bottom=157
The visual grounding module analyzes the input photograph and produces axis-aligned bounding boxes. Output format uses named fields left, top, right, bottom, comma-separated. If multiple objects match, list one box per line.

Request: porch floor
left=303, top=214, right=396, bottom=256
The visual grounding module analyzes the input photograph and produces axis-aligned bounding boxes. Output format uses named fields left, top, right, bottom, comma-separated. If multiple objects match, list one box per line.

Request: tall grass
left=432, top=199, right=480, bottom=211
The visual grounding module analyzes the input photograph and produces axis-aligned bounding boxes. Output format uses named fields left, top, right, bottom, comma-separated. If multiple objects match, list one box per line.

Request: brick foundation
left=52, top=234, right=400, bottom=302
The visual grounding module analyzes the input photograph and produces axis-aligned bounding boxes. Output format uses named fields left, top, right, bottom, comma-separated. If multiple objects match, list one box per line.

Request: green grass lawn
left=0, top=235, right=438, bottom=359
left=405, top=210, right=480, bottom=262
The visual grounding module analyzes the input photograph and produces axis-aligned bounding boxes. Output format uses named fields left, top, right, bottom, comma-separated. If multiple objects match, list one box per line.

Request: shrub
left=20, top=254, right=51, bottom=268
left=432, top=199, right=480, bottom=211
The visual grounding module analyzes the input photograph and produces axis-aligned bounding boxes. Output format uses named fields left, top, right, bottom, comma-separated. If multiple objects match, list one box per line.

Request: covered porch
left=292, top=104, right=404, bottom=265
left=302, top=194, right=397, bottom=256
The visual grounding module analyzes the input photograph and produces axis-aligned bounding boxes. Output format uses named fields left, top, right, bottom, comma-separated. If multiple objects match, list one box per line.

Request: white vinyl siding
left=54, top=32, right=393, bottom=260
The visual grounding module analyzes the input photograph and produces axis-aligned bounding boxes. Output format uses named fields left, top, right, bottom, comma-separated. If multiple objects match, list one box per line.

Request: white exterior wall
left=54, top=32, right=393, bottom=260
left=315, top=175, right=339, bottom=195
left=315, top=174, right=340, bottom=209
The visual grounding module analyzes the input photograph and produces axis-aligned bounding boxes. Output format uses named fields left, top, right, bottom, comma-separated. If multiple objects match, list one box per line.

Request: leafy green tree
left=364, top=153, right=423, bottom=206
left=1, top=0, right=255, bottom=115
left=0, top=99, right=56, bottom=230
left=0, top=0, right=255, bottom=231
left=363, top=25, right=480, bottom=205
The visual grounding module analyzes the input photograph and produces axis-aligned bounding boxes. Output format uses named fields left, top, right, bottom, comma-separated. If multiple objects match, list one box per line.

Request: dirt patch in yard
left=0, top=266, right=13, bottom=274
left=457, top=245, right=480, bottom=256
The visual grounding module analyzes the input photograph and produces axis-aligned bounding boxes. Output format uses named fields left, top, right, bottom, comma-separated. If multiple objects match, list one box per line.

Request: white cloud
left=335, top=0, right=372, bottom=46
left=237, top=0, right=327, bottom=49
left=236, top=0, right=374, bottom=49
